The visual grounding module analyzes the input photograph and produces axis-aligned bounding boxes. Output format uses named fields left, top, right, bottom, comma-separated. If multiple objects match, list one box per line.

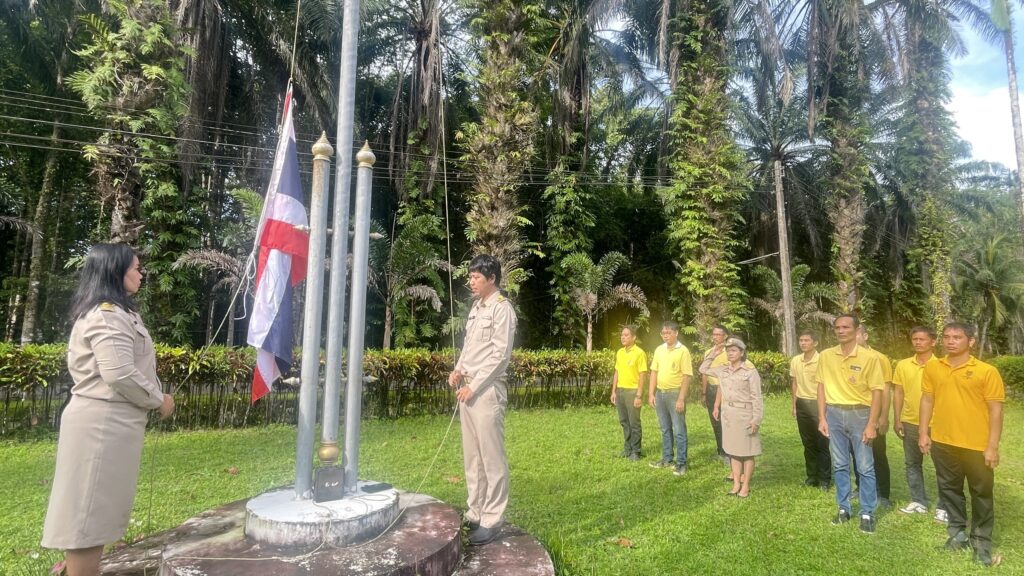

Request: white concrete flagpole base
left=244, top=482, right=399, bottom=547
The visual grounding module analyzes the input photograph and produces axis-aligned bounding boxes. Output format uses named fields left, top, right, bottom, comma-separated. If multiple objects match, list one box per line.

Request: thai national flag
left=247, top=88, right=308, bottom=403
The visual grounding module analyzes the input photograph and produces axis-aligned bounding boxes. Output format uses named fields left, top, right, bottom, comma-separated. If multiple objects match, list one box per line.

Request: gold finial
left=318, top=441, right=340, bottom=464
left=312, top=132, right=334, bottom=160
left=356, top=141, right=376, bottom=167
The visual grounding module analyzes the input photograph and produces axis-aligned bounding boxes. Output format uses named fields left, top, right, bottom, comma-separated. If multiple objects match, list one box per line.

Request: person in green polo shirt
left=648, top=320, right=693, bottom=475
left=611, top=325, right=647, bottom=461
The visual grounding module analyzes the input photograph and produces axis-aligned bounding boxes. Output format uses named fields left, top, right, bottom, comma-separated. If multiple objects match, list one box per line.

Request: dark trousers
left=852, top=433, right=891, bottom=498
left=704, top=384, right=725, bottom=456
left=872, top=433, right=891, bottom=499
left=932, top=441, right=995, bottom=553
left=901, top=423, right=930, bottom=507
left=795, top=398, right=831, bottom=484
left=615, top=388, right=642, bottom=456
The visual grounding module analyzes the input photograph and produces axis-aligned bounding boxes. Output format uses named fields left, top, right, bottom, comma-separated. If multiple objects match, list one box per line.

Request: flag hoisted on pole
left=247, top=87, right=309, bottom=403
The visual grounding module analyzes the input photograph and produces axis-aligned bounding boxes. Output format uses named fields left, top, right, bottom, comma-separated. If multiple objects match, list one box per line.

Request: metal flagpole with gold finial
left=342, top=142, right=376, bottom=494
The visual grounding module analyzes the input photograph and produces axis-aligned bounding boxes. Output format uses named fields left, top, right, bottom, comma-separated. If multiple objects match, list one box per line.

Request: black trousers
left=851, top=433, right=890, bottom=498
left=704, top=384, right=725, bottom=456
left=932, top=441, right=995, bottom=553
left=872, top=433, right=890, bottom=499
left=795, top=398, right=831, bottom=484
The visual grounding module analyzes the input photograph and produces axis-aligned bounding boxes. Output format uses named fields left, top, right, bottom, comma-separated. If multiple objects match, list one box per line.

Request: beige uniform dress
left=41, top=303, right=164, bottom=550
left=455, top=291, right=517, bottom=529
left=699, top=356, right=763, bottom=458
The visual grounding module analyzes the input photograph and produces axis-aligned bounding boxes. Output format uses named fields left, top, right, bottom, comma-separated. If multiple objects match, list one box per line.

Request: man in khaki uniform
left=448, top=254, right=517, bottom=546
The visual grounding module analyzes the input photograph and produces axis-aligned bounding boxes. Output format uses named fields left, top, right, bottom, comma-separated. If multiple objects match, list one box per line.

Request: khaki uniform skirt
left=722, top=401, right=762, bottom=458
left=41, top=395, right=149, bottom=549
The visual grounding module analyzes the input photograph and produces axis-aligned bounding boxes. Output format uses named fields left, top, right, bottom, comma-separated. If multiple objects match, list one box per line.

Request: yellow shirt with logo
left=892, top=355, right=935, bottom=425
left=650, top=342, right=693, bottom=390
left=615, top=345, right=648, bottom=389
left=815, top=344, right=885, bottom=406
left=703, top=349, right=728, bottom=386
left=789, top=351, right=820, bottom=400
left=922, top=356, right=1005, bottom=452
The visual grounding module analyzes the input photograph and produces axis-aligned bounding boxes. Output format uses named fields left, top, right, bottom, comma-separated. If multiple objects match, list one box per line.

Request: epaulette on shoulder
left=496, top=295, right=507, bottom=303
left=99, top=302, right=116, bottom=311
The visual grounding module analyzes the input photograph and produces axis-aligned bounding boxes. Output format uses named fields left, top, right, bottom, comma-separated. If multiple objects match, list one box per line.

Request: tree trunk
left=1003, top=23, right=1024, bottom=249
left=979, top=317, right=991, bottom=359
left=226, top=286, right=239, bottom=346
left=20, top=125, right=62, bottom=344
left=774, top=159, right=796, bottom=356
left=383, top=304, right=393, bottom=350
left=205, top=285, right=216, bottom=345
left=586, top=317, right=593, bottom=353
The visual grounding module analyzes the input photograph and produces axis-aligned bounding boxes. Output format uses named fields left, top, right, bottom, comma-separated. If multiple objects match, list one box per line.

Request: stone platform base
left=100, top=492, right=554, bottom=576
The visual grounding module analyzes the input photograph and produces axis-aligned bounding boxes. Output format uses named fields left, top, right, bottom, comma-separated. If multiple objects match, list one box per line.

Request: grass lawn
left=2, top=394, right=1021, bottom=575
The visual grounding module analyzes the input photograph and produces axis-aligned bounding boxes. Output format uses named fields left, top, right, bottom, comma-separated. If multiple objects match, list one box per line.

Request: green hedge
left=4, top=341, right=1015, bottom=435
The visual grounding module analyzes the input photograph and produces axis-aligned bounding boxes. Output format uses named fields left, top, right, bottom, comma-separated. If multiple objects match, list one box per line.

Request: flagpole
left=295, top=134, right=333, bottom=498
left=322, top=0, right=362, bottom=476
left=344, top=143, right=375, bottom=494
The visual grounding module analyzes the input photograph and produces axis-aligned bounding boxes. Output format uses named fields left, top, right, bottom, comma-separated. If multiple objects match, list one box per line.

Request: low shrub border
left=2, top=342, right=1018, bottom=435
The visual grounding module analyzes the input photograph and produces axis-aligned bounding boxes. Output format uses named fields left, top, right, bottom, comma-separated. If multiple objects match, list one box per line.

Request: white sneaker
left=934, top=508, right=949, bottom=523
left=899, top=502, right=928, bottom=514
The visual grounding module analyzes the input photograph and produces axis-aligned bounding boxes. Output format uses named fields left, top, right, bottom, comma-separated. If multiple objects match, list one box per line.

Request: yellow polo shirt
left=870, top=348, right=894, bottom=383
left=703, top=349, right=728, bottom=386
left=892, top=355, right=935, bottom=425
left=815, top=344, right=885, bottom=406
left=615, top=345, right=648, bottom=389
left=790, top=351, right=820, bottom=400
left=650, top=342, right=693, bottom=390
left=922, top=356, right=1004, bottom=452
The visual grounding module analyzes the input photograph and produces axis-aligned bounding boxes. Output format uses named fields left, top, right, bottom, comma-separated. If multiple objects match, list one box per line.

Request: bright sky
left=949, top=24, right=1024, bottom=168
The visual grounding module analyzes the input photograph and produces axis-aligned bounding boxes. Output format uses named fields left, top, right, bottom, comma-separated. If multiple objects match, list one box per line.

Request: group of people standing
left=38, top=245, right=1006, bottom=574
left=611, top=322, right=764, bottom=497
left=612, top=314, right=1006, bottom=568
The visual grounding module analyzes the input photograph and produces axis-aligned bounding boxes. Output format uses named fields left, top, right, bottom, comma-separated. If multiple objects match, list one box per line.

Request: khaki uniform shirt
left=699, top=356, right=764, bottom=426
left=67, top=303, right=164, bottom=409
left=455, top=291, right=517, bottom=394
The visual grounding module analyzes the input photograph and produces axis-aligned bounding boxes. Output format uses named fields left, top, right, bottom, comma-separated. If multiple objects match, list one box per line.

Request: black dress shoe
left=804, top=478, right=818, bottom=487
left=465, top=520, right=480, bottom=531
left=469, top=523, right=502, bottom=545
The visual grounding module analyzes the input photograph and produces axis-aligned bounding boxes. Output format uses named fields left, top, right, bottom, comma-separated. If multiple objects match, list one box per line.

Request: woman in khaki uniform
left=701, top=337, right=763, bottom=498
left=41, top=244, right=174, bottom=576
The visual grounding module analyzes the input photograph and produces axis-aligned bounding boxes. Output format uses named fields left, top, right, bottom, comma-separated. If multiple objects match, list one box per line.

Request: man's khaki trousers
left=460, top=380, right=509, bottom=529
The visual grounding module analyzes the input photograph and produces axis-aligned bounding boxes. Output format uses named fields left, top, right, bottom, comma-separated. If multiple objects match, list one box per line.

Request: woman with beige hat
left=700, top=337, right=763, bottom=497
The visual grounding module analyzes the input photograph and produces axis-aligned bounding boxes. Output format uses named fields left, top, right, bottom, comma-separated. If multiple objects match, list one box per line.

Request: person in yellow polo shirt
left=790, top=331, right=830, bottom=489
left=700, top=324, right=730, bottom=464
left=647, top=321, right=693, bottom=475
left=611, top=325, right=648, bottom=461
left=856, top=325, right=893, bottom=508
left=816, top=314, right=885, bottom=534
left=919, top=322, right=1005, bottom=567
left=892, top=326, right=939, bottom=516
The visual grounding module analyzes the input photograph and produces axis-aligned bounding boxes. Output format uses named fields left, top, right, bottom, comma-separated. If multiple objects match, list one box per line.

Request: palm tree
left=751, top=264, right=838, bottom=351
left=562, top=251, right=648, bottom=352
left=953, top=231, right=1024, bottom=355
left=660, top=0, right=750, bottom=336
left=460, top=0, right=543, bottom=291
left=1, top=0, right=92, bottom=343
left=172, top=188, right=262, bottom=345
left=369, top=215, right=450, bottom=349
left=871, top=0, right=993, bottom=329
left=986, top=0, right=1024, bottom=247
